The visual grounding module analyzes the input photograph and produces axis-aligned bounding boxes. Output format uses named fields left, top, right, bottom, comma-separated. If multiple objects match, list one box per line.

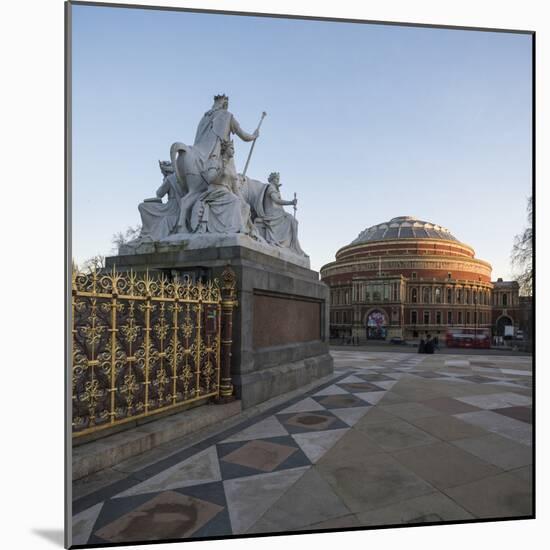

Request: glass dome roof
left=350, top=216, right=460, bottom=245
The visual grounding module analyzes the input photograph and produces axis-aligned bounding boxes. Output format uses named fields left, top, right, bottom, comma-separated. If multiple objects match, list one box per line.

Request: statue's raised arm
left=193, top=94, right=259, bottom=161
left=230, top=116, right=259, bottom=142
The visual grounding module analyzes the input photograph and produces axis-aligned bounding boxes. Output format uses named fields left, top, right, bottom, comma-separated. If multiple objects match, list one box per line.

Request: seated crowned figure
left=253, top=172, right=305, bottom=256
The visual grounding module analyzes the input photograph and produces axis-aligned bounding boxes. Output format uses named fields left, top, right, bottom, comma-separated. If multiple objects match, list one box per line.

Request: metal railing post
left=217, top=266, right=237, bottom=402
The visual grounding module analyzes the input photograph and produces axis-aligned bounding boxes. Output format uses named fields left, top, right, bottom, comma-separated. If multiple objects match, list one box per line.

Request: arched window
left=446, top=288, right=452, bottom=304
left=502, top=293, right=508, bottom=306
left=435, top=287, right=442, bottom=303
left=423, top=287, right=431, bottom=304
left=411, top=288, right=418, bottom=303
left=456, top=288, right=462, bottom=304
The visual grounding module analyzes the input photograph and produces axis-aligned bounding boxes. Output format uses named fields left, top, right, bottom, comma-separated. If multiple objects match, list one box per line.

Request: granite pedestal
left=106, top=240, right=333, bottom=408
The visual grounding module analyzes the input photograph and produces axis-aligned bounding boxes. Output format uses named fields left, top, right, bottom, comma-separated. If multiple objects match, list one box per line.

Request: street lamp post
left=474, top=295, right=478, bottom=348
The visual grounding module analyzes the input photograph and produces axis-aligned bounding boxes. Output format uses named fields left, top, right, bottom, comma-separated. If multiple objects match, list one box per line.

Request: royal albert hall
left=320, top=216, right=523, bottom=343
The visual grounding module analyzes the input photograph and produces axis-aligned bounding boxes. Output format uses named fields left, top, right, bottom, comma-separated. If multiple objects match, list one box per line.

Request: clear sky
left=71, top=4, right=532, bottom=278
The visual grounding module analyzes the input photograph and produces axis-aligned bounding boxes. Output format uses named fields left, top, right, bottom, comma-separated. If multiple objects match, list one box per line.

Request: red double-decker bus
left=446, top=328, right=491, bottom=349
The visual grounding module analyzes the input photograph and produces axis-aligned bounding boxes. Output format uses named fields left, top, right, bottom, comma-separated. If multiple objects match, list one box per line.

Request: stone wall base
left=72, top=400, right=241, bottom=480
left=232, top=352, right=334, bottom=409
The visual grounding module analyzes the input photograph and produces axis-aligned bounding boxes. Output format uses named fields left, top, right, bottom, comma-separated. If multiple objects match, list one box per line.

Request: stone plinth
left=106, top=241, right=333, bottom=408
left=119, top=233, right=311, bottom=269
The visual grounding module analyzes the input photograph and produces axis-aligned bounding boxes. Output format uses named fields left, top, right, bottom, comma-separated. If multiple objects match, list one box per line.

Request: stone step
left=72, top=400, right=241, bottom=481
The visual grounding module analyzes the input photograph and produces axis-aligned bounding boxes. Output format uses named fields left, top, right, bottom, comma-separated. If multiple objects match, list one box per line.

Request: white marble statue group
left=128, top=94, right=306, bottom=259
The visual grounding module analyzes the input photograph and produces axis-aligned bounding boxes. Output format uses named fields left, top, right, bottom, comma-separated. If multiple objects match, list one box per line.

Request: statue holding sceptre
left=171, top=94, right=261, bottom=232
left=251, top=172, right=304, bottom=255
left=243, top=111, right=267, bottom=176
left=122, top=94, right=309, bottom=262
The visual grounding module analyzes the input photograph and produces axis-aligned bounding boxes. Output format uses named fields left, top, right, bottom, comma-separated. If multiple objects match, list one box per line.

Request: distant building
left=320, top=216, right=531, bottom=344
left=492, top=279, right=520, bottom=337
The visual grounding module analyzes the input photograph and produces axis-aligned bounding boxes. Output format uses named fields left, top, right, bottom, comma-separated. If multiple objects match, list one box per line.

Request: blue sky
left=71, top=4, right=532, bottom=278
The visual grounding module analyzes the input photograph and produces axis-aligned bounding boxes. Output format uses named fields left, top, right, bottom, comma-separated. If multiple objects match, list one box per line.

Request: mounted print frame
left=66, top=1, right=535, bottom=548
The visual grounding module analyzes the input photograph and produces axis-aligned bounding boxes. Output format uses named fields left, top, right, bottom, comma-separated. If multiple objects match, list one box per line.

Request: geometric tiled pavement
left=72, top=351, right=533, bottom=545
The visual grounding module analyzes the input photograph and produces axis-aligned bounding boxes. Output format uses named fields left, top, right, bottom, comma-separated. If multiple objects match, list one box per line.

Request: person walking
left=418, top=335, right=426, bottom=354
left=424, top=334, right=435, bottom=354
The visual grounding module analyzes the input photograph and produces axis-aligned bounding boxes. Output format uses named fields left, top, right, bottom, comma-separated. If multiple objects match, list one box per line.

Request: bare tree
left=511, top=196, right=533, bottom=296
left=112, top=224, right=142, bottom=253
left=74, top=225, right=142, bottom=274
left=80, top=254, right=106, bottom=273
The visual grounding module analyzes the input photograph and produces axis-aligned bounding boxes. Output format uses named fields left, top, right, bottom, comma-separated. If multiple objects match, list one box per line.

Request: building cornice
left=336, top=237, right=476, bottom=259
left=321, top=254, right=493, bottom=279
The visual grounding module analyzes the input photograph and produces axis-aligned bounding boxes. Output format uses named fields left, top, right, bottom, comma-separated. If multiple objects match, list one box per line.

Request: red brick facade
left=320, top=216, right=526, bottom=343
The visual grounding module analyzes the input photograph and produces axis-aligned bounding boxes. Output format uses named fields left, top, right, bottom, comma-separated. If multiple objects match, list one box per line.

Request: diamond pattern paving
left=492, top=406, right=532, bottom=424
left=277, top=411, right=347, bottom=433
left=72, top=350, right=533, bottom=545
left=94, top=491, right=225, bottom=543
left=314, top=394, right=367, bottom=409
left=220, top=439, right=297, bottom=472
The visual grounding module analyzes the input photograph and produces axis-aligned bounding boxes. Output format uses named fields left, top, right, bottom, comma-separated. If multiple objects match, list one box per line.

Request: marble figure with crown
left=119, top=94, right=309, bottom=268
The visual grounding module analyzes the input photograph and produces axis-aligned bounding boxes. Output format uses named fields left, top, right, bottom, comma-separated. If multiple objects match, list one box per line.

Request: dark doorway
left=496, top=315, right=513, bottom=337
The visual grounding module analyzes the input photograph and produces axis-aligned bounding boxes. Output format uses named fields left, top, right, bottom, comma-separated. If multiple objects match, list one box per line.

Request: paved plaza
left=72, top=350, right=533, bottom=545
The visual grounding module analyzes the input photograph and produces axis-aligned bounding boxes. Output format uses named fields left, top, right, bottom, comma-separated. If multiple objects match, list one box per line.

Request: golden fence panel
left=71, top=268, right=226, bottom=438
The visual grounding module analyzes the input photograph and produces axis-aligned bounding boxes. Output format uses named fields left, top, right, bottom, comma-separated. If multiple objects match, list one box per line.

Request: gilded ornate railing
left=71, top=267, right=236, bottom=437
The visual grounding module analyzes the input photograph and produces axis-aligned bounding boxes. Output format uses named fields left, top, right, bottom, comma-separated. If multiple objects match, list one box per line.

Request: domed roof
left=350, top=216, right=460, bottom=245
